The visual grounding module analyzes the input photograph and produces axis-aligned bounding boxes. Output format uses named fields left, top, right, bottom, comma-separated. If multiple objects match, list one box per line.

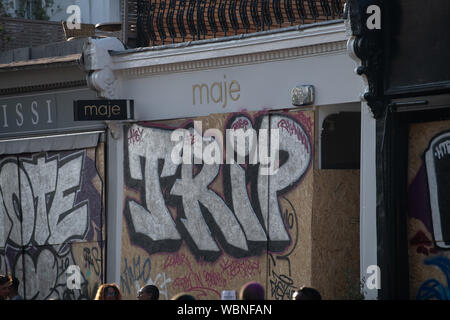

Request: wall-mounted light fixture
left=291, top=85, right=314, bottom=106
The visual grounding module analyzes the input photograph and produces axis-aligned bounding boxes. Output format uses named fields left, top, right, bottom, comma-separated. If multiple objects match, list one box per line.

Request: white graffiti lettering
left=0, top=150, right=103, bottom=300
left=124, top=114, right=312, bottom=261
left=13, top=248, right=86, bottom=300
left=0, top=153, right=88, bottom=249
left=127, top=128, right=181, bottom=242
left=170, top=143, right=249, bottom=252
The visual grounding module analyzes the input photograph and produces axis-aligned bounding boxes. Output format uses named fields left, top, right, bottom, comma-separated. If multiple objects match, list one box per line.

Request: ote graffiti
left=124, top=113, right=312, bottom=262
left=0, top=150, right=103, bottom=299
left=0, top=152, right=88, bottom=249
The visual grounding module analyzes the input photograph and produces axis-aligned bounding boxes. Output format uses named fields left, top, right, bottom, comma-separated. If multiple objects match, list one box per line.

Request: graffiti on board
left=120, top=254, right=172, bottom=299
left=408, top=130, right=450, bottom=254
left=408, top=129, right=450, bottom=300
left=160, top=251, right=262, bottom=299
left=0, top=149, right=104, bottom=299
left=121, top=111, right=313, bottom=299
left=268, top=196, right=299, bottom=300
left=123, top=112, right=312, bottom=262
left=424, top=131, right=450, bottom=249
left=416, top=256, right=450, bottom=300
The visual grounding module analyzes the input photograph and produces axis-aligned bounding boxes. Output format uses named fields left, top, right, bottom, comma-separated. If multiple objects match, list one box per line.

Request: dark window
left=321, top=112, right=361, bottom=169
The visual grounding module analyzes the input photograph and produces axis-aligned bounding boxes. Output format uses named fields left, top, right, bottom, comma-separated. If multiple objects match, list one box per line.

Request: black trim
left=383, top=1, right=450, bottom=97
left=347, top=0, right=386, bottom=119
left=376, top=108, right=409, bottom=299
left=376, top=96, right=450, bottom=299
left=0, top=80, right=87, bottom=96
left=347, top=0, right=450, bottom=299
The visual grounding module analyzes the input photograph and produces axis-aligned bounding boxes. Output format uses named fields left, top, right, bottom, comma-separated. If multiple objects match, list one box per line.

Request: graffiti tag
left=123, top=113, right=312, bottom=262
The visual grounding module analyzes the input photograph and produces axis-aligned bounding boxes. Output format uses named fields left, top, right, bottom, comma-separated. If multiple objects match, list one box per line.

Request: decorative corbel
left=345, top=0, right=386, bottom=119
left=82, top=37, right=125, bottom=99
left=105, top=120, right=123, bottom=140
left=88, top=68, right=117, bottom=99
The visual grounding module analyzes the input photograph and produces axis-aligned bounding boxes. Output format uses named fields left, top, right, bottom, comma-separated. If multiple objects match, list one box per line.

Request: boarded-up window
left=0, top=145, right=105, bottom=300
left=321, top=112, right=361, bottom=169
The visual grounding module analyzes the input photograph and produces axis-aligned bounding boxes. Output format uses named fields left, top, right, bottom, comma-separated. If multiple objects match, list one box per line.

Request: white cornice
left=112, top=22, right=348, bottom=77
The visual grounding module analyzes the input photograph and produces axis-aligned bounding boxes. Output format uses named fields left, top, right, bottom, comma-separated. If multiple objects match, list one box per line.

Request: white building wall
left=83, top=24, right=377, bottom=297
left=359, top=101, right=378, bottom=299
left=106, top=23, right=363, bottom=121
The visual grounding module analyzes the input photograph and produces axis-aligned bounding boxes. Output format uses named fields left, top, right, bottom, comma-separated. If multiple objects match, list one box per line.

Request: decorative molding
left=117, top=40, right=347, bottom=77
left=87, top=68, right=118, bottom=99
left=83, top=37, right=126, bottom=99
left=346, top=0, right=385, bottom=119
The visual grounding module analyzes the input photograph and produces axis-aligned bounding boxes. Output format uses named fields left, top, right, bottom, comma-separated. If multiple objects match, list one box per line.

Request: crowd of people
left=93, top=281, right=321, bottom=300
left=0, top=273, right=321, bottom=301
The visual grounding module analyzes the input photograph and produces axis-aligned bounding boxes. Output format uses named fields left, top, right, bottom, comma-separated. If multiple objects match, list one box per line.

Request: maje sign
left=74, top=100, right=134, bottom=121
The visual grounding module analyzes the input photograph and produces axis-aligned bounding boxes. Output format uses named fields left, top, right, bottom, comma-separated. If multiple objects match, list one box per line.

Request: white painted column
left=106, top=125, right=124, bottom=286
left=360, top=101, right=378, bottom=299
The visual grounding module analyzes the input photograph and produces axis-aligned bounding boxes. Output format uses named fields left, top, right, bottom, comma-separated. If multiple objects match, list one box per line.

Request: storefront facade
left=86, top=20, right=366, bottom=300
left=347, top=0, right=450, bottom=300
left=2, top=16, right=370, bottom=300
left=0, top=54, right=110, bottom=299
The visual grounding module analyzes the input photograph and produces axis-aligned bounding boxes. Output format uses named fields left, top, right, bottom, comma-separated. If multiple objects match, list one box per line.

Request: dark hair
left=9, top=276, right=20, bottom=292
left=239, top=282, right=265, bottom=300
left=140, top=285, right=160, bottom=300
left=171, top=293, right=196, bottom=300
left=0, top=275, right=11, bottom=286
left=292, top=287, right=322, bottom=300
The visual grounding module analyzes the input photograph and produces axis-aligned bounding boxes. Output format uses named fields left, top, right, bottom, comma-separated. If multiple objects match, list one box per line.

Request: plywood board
left=408, top=120, right=450, bottom=300
left=311, top=169, right=360, bottom=300
left=0, top=145, right=106, bottom=300
left=121, top=110, right=315, bottom=299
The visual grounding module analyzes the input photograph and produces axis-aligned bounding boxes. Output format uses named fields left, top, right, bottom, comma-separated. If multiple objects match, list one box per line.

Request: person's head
left=137, top=284, right=159, bottom=300
left=171, top=292, right=196, bottom=300
left=0, top=275, right=11, bottom=300
left=8, top=276, right=20, bottom=298
left=292, top=286, right=322, bottom=300
left=94, top=283, right=122, bottom=300
left=239, top=281, right=265, bottom=300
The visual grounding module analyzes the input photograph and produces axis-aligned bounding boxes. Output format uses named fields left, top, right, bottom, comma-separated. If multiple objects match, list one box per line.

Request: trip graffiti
left=123, top=113, right=312, bottom=262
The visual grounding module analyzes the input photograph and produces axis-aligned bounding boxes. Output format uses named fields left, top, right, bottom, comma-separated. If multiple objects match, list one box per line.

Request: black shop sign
left=74, top=100, right=134, bottom=121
